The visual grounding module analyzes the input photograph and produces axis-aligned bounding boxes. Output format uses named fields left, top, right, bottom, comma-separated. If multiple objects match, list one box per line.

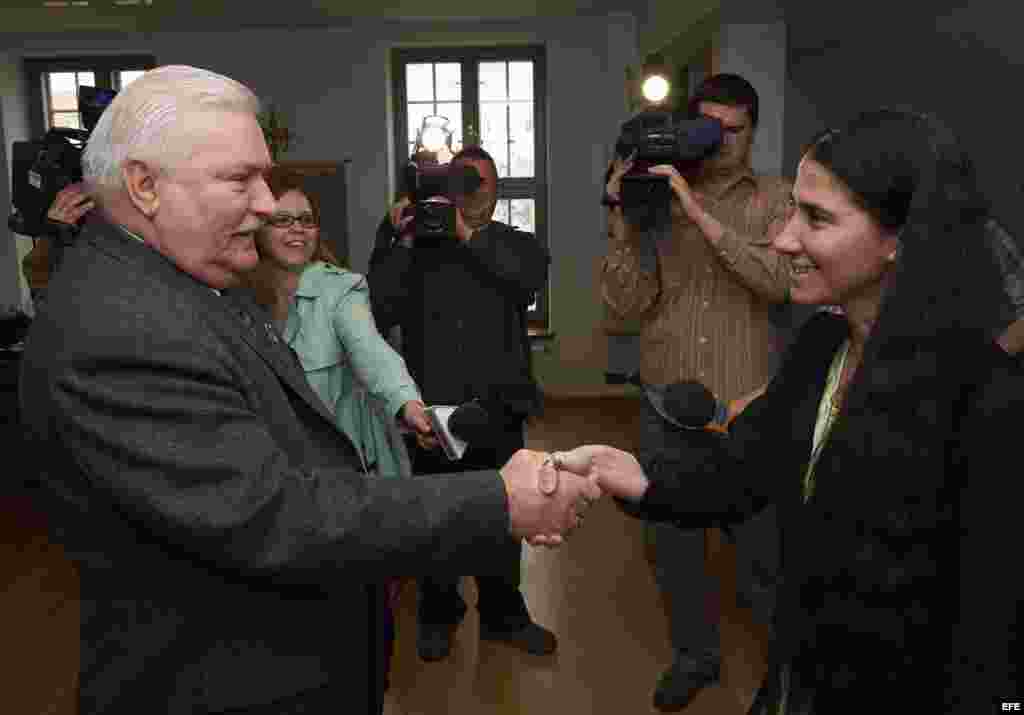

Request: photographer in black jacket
left=368, top=145, right=553, bottom=662
left=20, top=183, right=94, bottom=312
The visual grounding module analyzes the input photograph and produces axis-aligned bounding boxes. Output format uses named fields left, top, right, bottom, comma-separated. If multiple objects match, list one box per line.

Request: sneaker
left=479, top=620, right=557, bottom=655
left=417, top=621, right=458, bottom=662
left=652, top=649, right=721, bottom=712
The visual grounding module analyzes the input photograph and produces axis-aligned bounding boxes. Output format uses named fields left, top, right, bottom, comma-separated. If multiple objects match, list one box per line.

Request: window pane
left=49, top=72, right=78, bottom=111
left=434, top=102, right=463, bottom=152
left=480, top=102, right=509, bottom=177
left=51, top=112, right=82, bottom=129
left=119, top=70, right=145, bottom=88
left=76, top=71, right=95, bottom=88
left=434, top=63, right=461, bottom=102
left=508, top=102, right=534, bottom=177
left=508, top=61, right=533, bottom=101
left=406, top=64, right=434, bottom=102
left=509, top=199, right=535, bottom=234
left=407, top=103, right=436, bottom=146
left=479, top=61, right=507, bottom=101
left=493, top=199, right=510, bottom=226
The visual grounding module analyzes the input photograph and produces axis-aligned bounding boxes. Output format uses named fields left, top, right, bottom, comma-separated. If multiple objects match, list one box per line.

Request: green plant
left=257, top=102, right=293, bottom=161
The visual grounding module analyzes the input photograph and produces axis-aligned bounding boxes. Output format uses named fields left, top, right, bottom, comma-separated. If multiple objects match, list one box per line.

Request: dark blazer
left=18, top=217, right=514, bottom=714
left=368, top=217, right=548, bottom=417
left=619, top=310, right=1022, bottom=714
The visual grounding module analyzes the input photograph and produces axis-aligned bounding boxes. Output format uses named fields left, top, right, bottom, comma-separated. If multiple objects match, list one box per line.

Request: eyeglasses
left=267, top=213, right=318, bottom=229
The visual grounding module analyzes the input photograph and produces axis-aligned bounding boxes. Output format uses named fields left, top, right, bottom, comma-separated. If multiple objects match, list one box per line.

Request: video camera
left=614, top=109, right=724, bottom=231
left=8, top=85, right=116, bottom=238
left=401, top=154, right=483, bottom=243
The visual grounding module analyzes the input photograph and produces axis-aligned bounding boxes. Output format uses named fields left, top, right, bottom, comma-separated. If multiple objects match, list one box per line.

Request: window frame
left=390, top=45, right=549, bottom=331
left=24, top=55, right=156, bottom=135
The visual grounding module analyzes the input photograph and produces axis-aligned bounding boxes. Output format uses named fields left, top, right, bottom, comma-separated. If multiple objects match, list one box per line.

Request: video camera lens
left=614, top=111, right=724, bottom=231
left=402, top=157, right=484, bottom=241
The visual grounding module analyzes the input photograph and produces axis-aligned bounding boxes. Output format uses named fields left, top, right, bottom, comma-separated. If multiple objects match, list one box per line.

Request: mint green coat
left=282, top=261, right=418, bottom=478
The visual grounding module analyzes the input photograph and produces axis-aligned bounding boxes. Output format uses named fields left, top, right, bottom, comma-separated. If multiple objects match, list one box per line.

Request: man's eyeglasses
left=267, top=213, right=318, bottom=229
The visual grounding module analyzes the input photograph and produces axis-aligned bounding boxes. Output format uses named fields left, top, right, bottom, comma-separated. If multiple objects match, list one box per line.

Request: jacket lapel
left=217, top=291, right=341, bottom=429
left=88, top=221, right=341, bottom=432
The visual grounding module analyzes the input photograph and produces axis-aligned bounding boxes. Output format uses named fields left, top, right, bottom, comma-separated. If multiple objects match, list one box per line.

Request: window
left=392, top=46, right=549, bottom=332
left=24, top=55, right=155, bottom=134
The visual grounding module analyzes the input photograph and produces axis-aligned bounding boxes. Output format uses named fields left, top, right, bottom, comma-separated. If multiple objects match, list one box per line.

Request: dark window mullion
left=462, top=59, right=480, bottom=148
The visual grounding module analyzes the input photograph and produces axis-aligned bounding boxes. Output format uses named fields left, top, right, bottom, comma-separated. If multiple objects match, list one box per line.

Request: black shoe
left=417, top=621, right=457, bottom=662
left=652, top=649, right=721, bottom=712
left=479, top=621, right=557, bottom=655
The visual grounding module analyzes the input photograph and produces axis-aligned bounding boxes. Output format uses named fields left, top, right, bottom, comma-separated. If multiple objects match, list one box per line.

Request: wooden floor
left=1, top=397, right=769, bottom=714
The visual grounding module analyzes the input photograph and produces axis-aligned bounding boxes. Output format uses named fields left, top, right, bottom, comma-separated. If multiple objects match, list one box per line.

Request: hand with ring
left=526, top=451, right=598, bottom=548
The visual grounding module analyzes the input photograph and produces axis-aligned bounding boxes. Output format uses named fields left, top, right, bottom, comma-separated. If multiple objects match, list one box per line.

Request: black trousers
left=412, top=418, right=531, bottom=630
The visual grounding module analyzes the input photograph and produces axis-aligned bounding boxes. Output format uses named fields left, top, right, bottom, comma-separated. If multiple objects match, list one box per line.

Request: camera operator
left=368, top=145, right=554, bottom=662
left=20, top=183, right=94, bottom=311
left=601, top=73, right=792, bottom=711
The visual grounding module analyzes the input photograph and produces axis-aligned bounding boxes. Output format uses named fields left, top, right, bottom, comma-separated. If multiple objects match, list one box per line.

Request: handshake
left=499, top=445, right=652, bottom=547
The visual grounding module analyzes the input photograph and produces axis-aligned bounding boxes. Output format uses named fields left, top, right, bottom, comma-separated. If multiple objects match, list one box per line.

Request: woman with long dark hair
left=556, top=109, right=1022, bottom=713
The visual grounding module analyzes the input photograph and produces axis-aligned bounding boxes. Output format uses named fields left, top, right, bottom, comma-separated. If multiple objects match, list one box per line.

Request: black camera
left=401, top=157, right=483, bottom=243
left=8, top=85, right=116, bottom=238
left=614, top=110, right=724, bottom=231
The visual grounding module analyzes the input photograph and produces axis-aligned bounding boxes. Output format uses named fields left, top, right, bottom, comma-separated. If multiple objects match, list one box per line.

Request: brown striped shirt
left=601, top=170, right=793, bottom=401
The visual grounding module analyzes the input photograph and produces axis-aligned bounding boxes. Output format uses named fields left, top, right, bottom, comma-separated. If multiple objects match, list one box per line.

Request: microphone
left=447, top=401, right=490, bottom=443
left=646, top=380, right=730, bottom=432
left=425, top=401, right=491, bottom=460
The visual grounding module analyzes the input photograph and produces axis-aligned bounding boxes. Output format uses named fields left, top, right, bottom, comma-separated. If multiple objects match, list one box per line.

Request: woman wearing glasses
left=245, top=167, right=436, bottom=471
left=242, top=167, right=436, bottom=701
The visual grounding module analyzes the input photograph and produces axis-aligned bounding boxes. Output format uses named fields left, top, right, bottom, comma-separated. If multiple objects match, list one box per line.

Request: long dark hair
left=808, top=109, right=1001, bottom=425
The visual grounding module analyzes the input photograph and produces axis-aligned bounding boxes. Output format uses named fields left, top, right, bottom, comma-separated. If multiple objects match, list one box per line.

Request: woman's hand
left=47, top=182, right=94, bottom=226
left=400, top=400, right=439, bottom=450
left=553, top=445, right=649, bottom=501
left=605, top=151, right=636, bottom=201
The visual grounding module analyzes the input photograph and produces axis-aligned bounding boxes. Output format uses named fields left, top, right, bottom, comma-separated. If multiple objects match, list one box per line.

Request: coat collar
left=294, top=261, right=361, bottom=300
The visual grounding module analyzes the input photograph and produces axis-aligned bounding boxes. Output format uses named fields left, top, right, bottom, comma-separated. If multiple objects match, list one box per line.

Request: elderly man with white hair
left=18, top=65, right=599, bottom=715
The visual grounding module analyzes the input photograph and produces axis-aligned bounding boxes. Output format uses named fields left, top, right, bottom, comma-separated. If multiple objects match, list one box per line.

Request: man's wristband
left=601, top=193, right=622, bottom=208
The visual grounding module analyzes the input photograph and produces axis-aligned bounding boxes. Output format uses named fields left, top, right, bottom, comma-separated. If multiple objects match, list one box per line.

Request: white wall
left=0, top=15, right=641, bottom=394
left=718, top=21, right=786, bottom=176
left=783, top=0, right=1023, bottom=236
left=0, top=52, right=33, bottom=311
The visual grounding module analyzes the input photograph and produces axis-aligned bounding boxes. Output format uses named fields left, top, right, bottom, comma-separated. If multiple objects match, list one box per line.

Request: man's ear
left=122, top=160, right=160, bottom=218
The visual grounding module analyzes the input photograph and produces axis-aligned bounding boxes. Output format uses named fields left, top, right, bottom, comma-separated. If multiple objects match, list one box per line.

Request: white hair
left=82, top=65, right=260, bottom=194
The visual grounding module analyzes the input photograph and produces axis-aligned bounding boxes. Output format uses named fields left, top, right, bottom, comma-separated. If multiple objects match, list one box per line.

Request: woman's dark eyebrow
left=793, top=197, right=835, bottom=221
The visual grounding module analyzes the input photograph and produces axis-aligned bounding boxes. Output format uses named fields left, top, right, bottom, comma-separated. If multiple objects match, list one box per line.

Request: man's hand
left=389, top=197, right=412, bottom=230
left=400, top=400, right=438, bottom=450
left=605, top=151, right=636, bottom=201
left=500, top=449, right=602, bottom=544
left=554, top=445, right=649, bottom=502
left=388, top=197, right=415, bottom=246
left=648, top=164, right=727, bottom=246
left=454, top=206, right=475, bottom=243
left=647, top=165, right=700, bottom=212
left=47, top=182, right=94, bottom=226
